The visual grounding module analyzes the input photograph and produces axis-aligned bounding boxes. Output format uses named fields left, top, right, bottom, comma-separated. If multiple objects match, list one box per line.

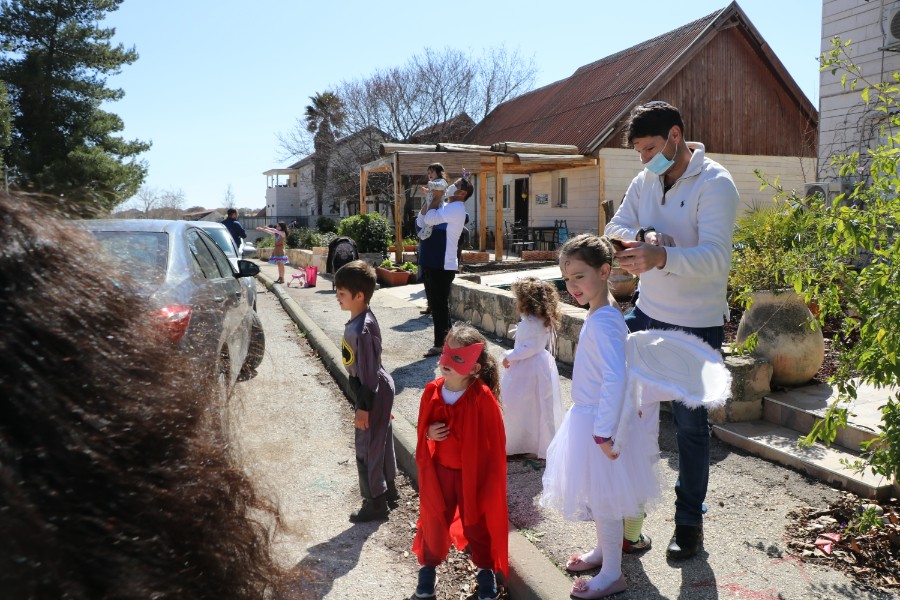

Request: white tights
left=579, top=517, right=623, bottom=591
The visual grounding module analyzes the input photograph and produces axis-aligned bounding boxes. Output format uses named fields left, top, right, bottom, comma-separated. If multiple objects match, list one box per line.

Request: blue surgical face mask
left=643, top=131, right=675, bottom=176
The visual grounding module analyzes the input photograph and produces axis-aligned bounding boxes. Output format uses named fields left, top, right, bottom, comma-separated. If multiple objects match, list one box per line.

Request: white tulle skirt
left=540, top=403, right=661, bottom=522
left=501, top=350, right=562, bottom=458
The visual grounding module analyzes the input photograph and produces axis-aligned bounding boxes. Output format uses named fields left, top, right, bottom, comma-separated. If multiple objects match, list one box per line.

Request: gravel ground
left=255, top=262, right=897, bottom=599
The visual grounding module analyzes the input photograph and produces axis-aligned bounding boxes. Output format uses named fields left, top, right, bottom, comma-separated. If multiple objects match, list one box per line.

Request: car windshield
left=203, top=228, right=238, bottom=258
left=92, top=231, right=168, bottom=285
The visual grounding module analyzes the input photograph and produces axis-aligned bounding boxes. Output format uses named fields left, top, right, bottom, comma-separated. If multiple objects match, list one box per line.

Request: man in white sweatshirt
left=606, top=101, right=739, bottom=560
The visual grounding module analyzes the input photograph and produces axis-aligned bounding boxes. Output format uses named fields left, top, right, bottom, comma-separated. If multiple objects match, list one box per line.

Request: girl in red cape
left=412, top=324, right=507, bottom=600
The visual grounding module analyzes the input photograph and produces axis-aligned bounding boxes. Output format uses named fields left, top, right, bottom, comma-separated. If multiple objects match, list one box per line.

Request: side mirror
left=236, top=259, right=260, bottom=278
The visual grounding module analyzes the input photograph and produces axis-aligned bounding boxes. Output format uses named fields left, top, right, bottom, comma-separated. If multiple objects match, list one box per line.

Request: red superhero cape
left=412, top=378, right=508, bottom=576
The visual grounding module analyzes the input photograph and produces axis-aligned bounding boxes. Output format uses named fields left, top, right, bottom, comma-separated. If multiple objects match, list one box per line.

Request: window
left=502, top=184, right=510, bottom=209
left=188, top=230, right=227, bottom=279
left=557, top=177, right=568, bottom=208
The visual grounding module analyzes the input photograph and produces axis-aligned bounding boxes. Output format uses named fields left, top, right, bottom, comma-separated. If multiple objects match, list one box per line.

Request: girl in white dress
left=541, top=234, right=660, bottom=599
left=501, top=277, right=563, bottom=459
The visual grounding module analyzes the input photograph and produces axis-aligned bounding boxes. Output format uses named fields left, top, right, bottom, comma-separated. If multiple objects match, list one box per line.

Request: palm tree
left=305, top=92, right=346, bottom=216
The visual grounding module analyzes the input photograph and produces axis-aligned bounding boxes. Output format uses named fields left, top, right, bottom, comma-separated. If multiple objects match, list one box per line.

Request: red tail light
left=151, top=305, right=192, bottom=343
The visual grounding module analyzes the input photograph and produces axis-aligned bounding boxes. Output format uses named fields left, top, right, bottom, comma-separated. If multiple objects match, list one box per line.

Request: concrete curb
left=258, top=273, right=573, bottom=600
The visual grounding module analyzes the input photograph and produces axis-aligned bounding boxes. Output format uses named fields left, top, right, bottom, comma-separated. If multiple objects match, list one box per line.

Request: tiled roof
left=465, top=9, right=722, bottom=153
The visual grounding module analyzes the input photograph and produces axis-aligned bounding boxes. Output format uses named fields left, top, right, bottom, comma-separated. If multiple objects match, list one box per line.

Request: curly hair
left=446, top=323, right=501, bottom=403
left=511, top=276, right=562, bottom=329
left=0, top=192, right=292, bottom=599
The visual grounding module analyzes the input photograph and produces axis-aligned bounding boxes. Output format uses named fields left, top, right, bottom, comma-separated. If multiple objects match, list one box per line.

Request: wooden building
left=458, top=1, right=818, bottom=235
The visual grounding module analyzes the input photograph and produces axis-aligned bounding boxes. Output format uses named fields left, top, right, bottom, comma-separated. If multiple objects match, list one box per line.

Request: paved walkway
left=256, top=261, right=891, bottom=600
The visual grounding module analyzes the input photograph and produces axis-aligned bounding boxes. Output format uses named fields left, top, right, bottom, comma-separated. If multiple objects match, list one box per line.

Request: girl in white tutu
left=541, top=234, right=660, bottom=599
left=501, top=277, right=563, bottom=459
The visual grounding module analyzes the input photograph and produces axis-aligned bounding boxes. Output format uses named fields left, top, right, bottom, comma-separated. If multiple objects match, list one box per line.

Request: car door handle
left=233, top=291, right=241, bottom=297
left=214, top=296, right=225, bottom=303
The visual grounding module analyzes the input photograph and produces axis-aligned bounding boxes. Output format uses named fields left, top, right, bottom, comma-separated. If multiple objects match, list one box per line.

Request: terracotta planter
left=376, top=267, right=413, bottom=287
left=735, top=290, right=824, bottom=387
left=389, top=245, right=418, bottom=252
left=608, top=267, right=638, bottom=302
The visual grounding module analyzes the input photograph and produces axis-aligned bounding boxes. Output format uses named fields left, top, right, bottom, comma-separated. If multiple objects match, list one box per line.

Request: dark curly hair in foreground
left=0, top=192, right=290, bottom=598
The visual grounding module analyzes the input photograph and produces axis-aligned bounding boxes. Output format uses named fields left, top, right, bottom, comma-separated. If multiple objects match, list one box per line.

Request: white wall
left=478, top=148, right=816, bottom=240
left=819, top=0, right=900, bottom=179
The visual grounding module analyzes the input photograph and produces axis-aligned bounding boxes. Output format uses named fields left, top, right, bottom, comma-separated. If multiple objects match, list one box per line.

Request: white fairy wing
left=626, top=329, right=732, bottom=409
left=613, top=329, right=731, bottom=454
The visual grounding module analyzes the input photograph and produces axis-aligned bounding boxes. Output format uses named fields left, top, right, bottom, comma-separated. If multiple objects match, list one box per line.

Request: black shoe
left=476, top=568, right=499, bottom=600
left=349, top=494, right=389, bottom=523
left=415, top=565, right=437, bottom=598
left=386, top=480, right=400, bottom=510
left=666, top=524, right=703, bottom=559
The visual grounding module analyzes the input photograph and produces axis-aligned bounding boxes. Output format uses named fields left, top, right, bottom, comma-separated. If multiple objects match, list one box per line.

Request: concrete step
left=764, top=383, right=883, bottom=452
left=713, top=420, right=894, bottom=500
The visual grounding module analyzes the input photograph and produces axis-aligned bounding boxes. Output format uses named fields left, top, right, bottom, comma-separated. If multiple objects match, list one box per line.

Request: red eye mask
left=439, top=341, right=484, bottom=375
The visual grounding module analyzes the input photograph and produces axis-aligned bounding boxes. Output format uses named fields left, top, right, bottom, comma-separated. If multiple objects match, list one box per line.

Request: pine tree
left=0, top=0, right=149, bottom=214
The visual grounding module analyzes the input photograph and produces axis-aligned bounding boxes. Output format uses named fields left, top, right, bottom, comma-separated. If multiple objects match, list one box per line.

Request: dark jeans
left=423, top=268, right=455, bottom=347
left=624, top=306, right=724, bottom=526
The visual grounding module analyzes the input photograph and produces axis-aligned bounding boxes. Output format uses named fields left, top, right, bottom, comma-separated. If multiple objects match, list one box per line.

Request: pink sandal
left=570, top=575, right=627, bottom=599
left=565, top=554, right=601, bottom=572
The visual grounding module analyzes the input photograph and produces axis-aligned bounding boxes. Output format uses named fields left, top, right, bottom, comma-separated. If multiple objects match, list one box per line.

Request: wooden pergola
left=359, top=142, right=599, bottom=263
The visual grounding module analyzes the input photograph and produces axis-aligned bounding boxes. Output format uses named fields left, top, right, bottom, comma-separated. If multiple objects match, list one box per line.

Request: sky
left=104, top=0, right=824, bottom=211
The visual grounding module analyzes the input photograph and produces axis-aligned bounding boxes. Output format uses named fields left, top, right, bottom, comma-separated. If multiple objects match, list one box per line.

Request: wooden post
left=597, top=157, right=606, bottom=234
left=393, top=154, right=403, bottom=264
left=478, top=173, right=487, bottom=251
left=494, top=157, right=504, bottom=261
left=359, top=167, right=367, bottom=215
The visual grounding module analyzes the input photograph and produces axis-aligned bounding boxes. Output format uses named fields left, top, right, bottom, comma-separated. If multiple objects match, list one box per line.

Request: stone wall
left=449, top=277, right=772, bottom=422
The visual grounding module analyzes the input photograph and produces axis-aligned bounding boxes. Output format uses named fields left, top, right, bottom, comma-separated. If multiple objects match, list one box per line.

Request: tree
left=755, top=38, right=900, bottom=483
left=277, top=47, right=536, bottom=228
left=223, top=183, right=235, bottom=209
left=304, top=91, right=345, bottom=216
left=0, top=0, right=150, bottom=214
left=0, top=80, right=10, bottom=181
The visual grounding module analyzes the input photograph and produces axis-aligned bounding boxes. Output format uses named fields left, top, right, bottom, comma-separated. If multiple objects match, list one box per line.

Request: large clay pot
left=735, top=290, right=824, bottom=387
left=608, top=267, right=638, bottom=302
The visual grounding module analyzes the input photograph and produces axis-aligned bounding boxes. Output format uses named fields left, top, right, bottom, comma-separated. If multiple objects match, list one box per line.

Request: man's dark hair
left=457, top=179, right=474, bottom=200
left=334, top=260, right=376, bottom=304
left=227, top=208, right=238, bottom=218
left=624, top=101, right=685, bottom=146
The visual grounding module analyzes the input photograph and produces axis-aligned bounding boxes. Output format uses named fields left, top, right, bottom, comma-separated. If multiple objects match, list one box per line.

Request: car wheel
left=242, top=311, right=265, bottom=372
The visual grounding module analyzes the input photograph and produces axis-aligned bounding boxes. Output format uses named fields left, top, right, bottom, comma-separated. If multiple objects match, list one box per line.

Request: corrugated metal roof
left=465, top=9, right=722, bottom=153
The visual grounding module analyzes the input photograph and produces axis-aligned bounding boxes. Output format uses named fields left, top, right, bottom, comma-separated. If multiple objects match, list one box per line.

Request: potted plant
left=728, top=200, right=825, bottom=386
left=388, top=236, right=419, bottom=253
left=376, top=259, right=415, bottom=287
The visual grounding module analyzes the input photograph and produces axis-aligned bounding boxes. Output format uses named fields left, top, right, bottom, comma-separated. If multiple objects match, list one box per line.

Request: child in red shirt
left=412, top=324, right=507, bottom=600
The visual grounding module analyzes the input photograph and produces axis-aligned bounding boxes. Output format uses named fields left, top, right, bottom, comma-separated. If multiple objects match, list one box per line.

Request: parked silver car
left=82, top=219, right=265, bottom=385
left=191, top=221, right=258, bottom=311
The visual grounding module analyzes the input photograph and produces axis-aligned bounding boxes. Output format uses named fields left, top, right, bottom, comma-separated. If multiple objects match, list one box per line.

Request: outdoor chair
left=504, top=221, right=534, bottom=258
left=554, top=219, right=570, bottom=247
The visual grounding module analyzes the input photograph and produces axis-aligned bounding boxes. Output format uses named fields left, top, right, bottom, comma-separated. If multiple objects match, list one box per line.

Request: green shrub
left=317, top=216, right=338, bottom=234
left=752, top=36, right=900, bottom=483
left=400, top=261, right=418, bottom=274
left=337, top=213, right=391, bottom=255
left=285, top=229, right=303, bottom=249
left=728, top=199, right=824, bottom=309
left=254, top=235, right=274, bottom=248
